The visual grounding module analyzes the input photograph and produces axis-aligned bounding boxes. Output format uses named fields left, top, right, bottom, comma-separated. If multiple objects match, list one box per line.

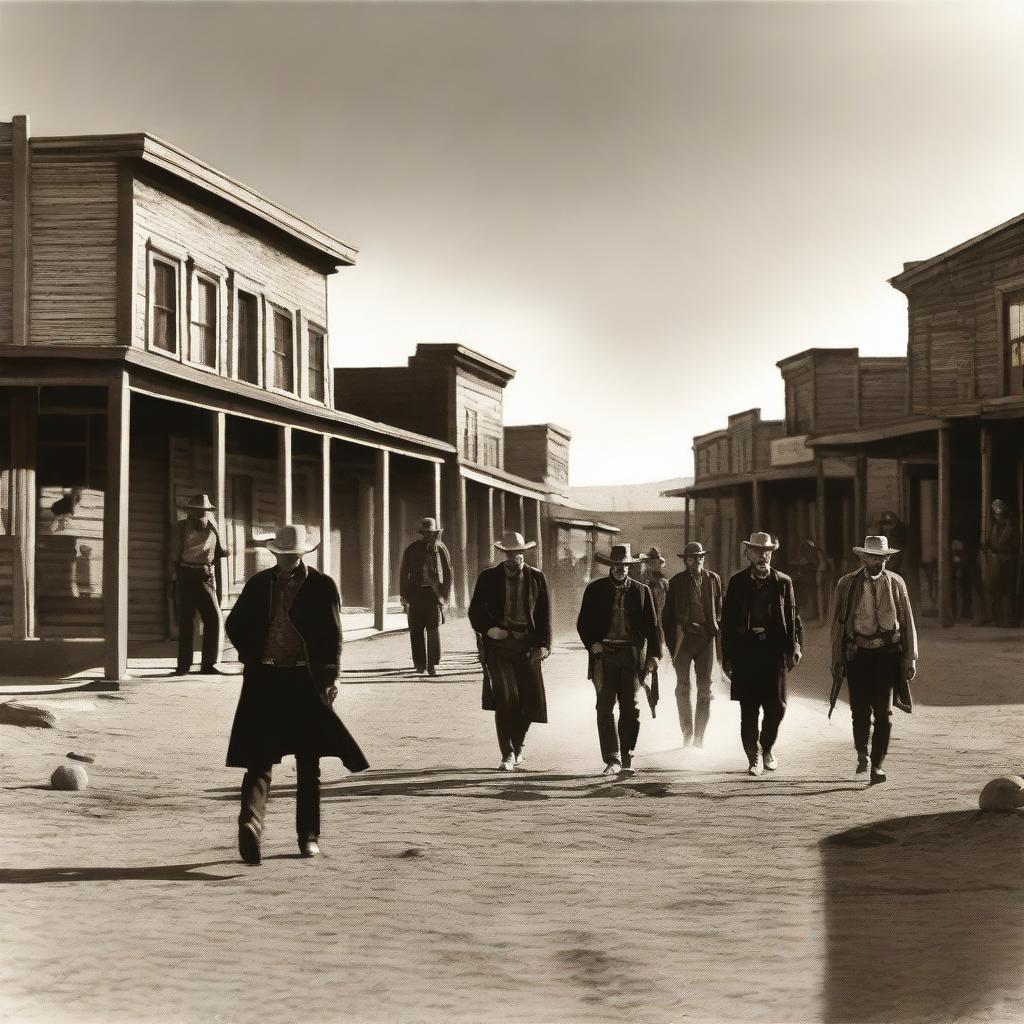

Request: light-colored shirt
left=852, top=571, right=898, bottom=639
left=181, top=521, right=218, bottom=566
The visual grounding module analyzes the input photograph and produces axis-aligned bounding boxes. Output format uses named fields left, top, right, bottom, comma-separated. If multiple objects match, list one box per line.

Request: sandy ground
left=1, top=619, right=1022, bottom=1024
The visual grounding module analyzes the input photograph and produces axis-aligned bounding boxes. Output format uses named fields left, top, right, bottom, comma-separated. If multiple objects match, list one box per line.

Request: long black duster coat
left=576, top=575, right=663, bottom=680
left=224, top=565, right=369, bottom=772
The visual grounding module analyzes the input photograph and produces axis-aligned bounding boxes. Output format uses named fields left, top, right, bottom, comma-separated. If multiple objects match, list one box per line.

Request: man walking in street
left=468, top=530, right=551, bottom=771
left=721, top=532, right=802, bottom=777
left=830, top=535, right=918, bottom=785
left=169, top=493, right=227, bottom=676
left=399, top=516, right=453, bottom=676
left=662, top=540, right=722, bottom=748
left=638, top=547, right=670, bottom=640
left=577, top=543, right=662, bottom=776
left=225, top=524, right=369, bottom=865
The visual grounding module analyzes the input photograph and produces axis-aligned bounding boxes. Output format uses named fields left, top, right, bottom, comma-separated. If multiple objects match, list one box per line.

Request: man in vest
left=829, top=535, right=918, bottom=785
left=398, top=516, right=454, bottom=676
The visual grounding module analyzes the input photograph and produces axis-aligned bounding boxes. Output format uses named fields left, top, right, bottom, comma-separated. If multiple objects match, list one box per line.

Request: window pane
left=152, top=261, right=177, bottom=352
left=273, top=311, right=294, bottom=391
left=307, top=329, right=325, bottom=401
left=1011, top=303, right=1024, bottom=342
left=237, top=292, right=259, bottom=384
left=192, top=279, right=217, bottom=367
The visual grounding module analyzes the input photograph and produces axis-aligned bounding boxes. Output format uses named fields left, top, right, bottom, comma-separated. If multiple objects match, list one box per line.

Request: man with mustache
left=721, top=532, right=802, bottom=776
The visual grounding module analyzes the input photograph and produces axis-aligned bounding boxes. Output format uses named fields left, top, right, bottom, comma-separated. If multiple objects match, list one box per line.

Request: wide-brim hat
left=494, top=530, right=536, bottom=553
left=595, top=543, right=640, bottom=565
left=638, top=546, right=666, bottom=563
left=263, top=524, right=321, bottom=555
left=679, top=541, right=709, bottom=559
left=418, top=516, right=442, bottom=534
left=992, top=499, right=1010, bottom=515
left=741, top=531, right=779, bottom=552
left=180, top=492, right=216, bottom=511
left=853, top=535, right=899, bottom=558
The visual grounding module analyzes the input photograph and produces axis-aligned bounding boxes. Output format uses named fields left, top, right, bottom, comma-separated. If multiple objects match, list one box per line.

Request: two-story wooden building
left=0, top=115, right=454, bottom=681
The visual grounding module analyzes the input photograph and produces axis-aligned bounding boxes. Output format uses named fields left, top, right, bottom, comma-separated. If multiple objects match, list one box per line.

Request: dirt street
left=1, top=620, right=1022, bottom=1024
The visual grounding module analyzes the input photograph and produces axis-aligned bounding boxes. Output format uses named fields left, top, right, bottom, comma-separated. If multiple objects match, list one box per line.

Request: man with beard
left=577, top=543, right=662, bottom=776
left=830, top=535, right=918, bottom=785
left=721, top=532, right=802, bottom=777
left=468, top=530, right=551, bottom=771
left=398, top=516, right=453, bottom=676
left=638, top=547, right=670, bottom=642
left=662, top=540, right=722, bottom=748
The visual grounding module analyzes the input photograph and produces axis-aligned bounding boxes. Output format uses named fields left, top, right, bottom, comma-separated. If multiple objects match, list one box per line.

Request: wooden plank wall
left=503, top=425, right=569, bottom=488
left=0, top=122, right=13, bottom=346
left=865, top=459, right=900, bottom=531
left=784, top=359, right=814, bottom=433
left=455, top=369, right=504, bottom=467
left=755, top=421, right=785, bottom=470
left=29, top=156, right=119, bottom=346
left=859, top=359, right=908, bottom=426
left=333, top=365, right=450, bottom=441
left=0, top=543, right=12, bottom=636
left=127, top=437, right=169, bottom=641
left=813, top=352, right=859, bottom=435
left=728, top=414, right=755, bottom=474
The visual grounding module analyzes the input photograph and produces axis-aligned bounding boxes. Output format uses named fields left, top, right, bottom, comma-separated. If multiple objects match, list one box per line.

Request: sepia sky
left=2, top=1, right=1024, bottom=484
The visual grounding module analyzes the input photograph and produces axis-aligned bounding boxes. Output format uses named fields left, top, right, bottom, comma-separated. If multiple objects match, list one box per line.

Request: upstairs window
left=463, top=408, right=479, bottom=461
left=152, top=260, right=178, bottom=353
left=307, top=327, right=326, bottom=402
left=480, top=434, right=500, bottom=468
left=190, top=276, right=218, bottom=369
left=237, top=291, right=260, bottom=385
left=272, top=310, right=295, bottom=393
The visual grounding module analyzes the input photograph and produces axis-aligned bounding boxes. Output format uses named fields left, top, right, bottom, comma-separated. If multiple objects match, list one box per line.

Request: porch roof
left=459, top=461, right=549, bottom=499
left=663, top=460, right=854, bottom=497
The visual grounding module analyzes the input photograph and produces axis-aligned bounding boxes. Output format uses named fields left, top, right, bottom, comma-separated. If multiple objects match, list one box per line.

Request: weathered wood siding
left=0, top=122, right=13, bottom=346
left=503, top=425, right=570, bottom=489
left=813, top=352, right=859, bottom=434
left=455, top=369, right=504, bottom=467
left=728, top=413, right=756, bottom=475
left=29, top=156, right=119, bottom=346
left=784, top=358, right=815, bottom=434
left=866, top=459, right=900, bottom=529
left=904, top=220, right=1024, bottom=411
left=333, top=365, right=450, bottom=441
left=755, top=421, right=786, bottom=470
left=858, top=359, right=907, bottom=427
left=0, top=541, right=12, bottom=637
left=128, top=436, right=169, bottom=641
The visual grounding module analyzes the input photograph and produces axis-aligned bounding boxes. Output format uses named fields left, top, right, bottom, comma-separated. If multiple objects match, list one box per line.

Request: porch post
left=517, top=494, right=526, bottom=536
left=980, top=425, right=992, bottom=547
left=103, top=372, right=131, bottom=681
left=938, top=427, right=953, bottom=627
left=497, top=490, right=507, bottom=534
left=751, top=478, right=762, bottom=532
left=213, top=410, right=226, bottom=538
left=320, top=434, right=332, bottom=577
left=533, top=498, right=544, bottom=571
left=455, top=469, right=469, bottom=610
left=357, top=476, right=374, bottom=608
left=486, top=487, right=496, bottom=552
left=815, top=456, right=827, bottom=550
left=433, top=461, right=443, bottom=524
left=373, top=448, right=390, bottom=631
left=279, top=425, right=293, bottom=523
left=10, top=390, right=37, bottom=639
left=854, top=454, right=868, bottom=542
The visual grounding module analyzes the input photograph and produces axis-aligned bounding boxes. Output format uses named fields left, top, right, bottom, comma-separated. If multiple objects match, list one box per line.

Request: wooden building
left=0, top=115, right=454, bottom=680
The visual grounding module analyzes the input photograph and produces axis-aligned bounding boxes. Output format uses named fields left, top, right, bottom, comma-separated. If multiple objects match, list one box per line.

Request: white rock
left=51, top=764, right=89, bottom=791
left=978, top=775, right=1024, bottom=812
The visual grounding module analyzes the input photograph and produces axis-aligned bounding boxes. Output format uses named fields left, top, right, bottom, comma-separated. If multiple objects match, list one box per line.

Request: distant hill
left=567, top=477, right=692, bottom=512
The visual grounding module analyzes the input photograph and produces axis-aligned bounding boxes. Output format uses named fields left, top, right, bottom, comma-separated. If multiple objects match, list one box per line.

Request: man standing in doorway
left=662, top=540, right=722, bottom=748
left=468, top=530, right=551, bottom=771
left=577, top=543, right=662, bottom=776
left=830, top=535, right=918, bottom=785
left=169, top=493, right=227, bottom=676
left=721, top=532, right=802, bottom=777
left=398, top=516, right=453, bottom=676
left=986, top=499, right=1018, bottom=627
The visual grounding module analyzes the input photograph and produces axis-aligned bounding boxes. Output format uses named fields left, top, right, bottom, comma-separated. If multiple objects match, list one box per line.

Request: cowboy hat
left=741, top=531, right=779, bottom=551
left=679, top=541, right=709, bottom=559
left=180, top=493, right=216, bottom=511
left=418, top=516, right=442, bottom=534
left=263, top=524, right=320, bottom=555
left=595, top=543, right=639, bottom=565
left=852, top=535, right=899, bottom=558
left=638, top=546, right=666, bottom=563
left=494, top=530, right=536, bottom=553
left=992, top=498, right=1010, bottom=515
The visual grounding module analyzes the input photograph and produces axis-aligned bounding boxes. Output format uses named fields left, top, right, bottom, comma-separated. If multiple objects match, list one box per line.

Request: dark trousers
left=239, top=755, right=321, bottom=841
left=176, top=566, right=222, bottom=671
left=673, top=641, right=715, bottom=743
left=595, top=646, right=641, bottom=766
left=488, top=638, right=534, bottom=759
left=847, top=647, right=899, bottom=767
left=736, top=653, right=787, bottom=757
left=990, top=558, right=1018, bottom=627
left=407, top=588, right=442, bottom=670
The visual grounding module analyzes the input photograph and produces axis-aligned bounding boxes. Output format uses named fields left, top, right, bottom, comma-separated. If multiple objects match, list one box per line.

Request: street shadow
left=0, top=861, right=244, bottom=884
left=821, top=809, right=1024, bottom=1022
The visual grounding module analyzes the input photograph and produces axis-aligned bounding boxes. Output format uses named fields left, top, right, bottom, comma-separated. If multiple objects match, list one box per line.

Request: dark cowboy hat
left=418, top=516, right=443, bottom=534
left=638, top=546, right=666, bottom=563
left=679, top=541, right=709, bottom=558
left=595, top=543, right=640, bottom=565
left=180, top=492, right=216, bottom=511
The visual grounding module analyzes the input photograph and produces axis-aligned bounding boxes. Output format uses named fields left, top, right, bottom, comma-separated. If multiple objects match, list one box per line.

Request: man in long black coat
left=398, top=516, right=453, bottom=676
left=721, top=532, right=802, bottom=777
left=577, top=543, right=662, bottom=775
left=468, top=530, right=551, bottom=771
left=225, top=524, right=368, bottom=866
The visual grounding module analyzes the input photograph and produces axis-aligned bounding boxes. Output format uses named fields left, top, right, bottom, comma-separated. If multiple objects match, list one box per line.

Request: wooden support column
left=815, top=456, right=828, bottom=551
left=12, top=115, right=30, bottom=347
left=854, top=454, right=868, bottom=543
left=433, top=461, right=443, bottom=524
left=373, top=449, right=390, bottom=631
left=980, top=425, right=992, bottom=547
left=279, top=425, right=293, bottom=523
left=320, top=434, right=332, bottom=578
left=454, top=470, right=469, bottom=610
left=751, top=478, right=763, bottom=533
left=533, top=498, right=544, bottom=571
left=10, top=391, right=37, bottom=639
left=517, top=494, right=526, bottom=536
left=486, top=487, right=496, bottom=554
left=212, top=412, right=226, bottom=534
left=938, top=427, right=953, bottom=628
left=497, top=490, right=507, bottom=534
left=103, top=373, right=131, bottom=681
left=357, top=477, right=374, bottom=608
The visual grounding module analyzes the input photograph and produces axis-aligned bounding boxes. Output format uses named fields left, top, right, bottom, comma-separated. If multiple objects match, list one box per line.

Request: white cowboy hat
left=263, top=524, right=320, bottom=555
left=852, top=535, right=900, bottom=558
left=494, top=530, right=536, bottom=553
left=741, top=531, right=779, bottom=551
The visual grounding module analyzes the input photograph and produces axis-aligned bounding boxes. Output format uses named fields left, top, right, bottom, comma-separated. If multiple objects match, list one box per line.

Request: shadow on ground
left=822, top=809, right=1024, bottom=1022
left=0, top=861, right=244, bottom=884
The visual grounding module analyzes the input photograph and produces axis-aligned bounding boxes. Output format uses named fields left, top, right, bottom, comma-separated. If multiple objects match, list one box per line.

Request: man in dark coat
left=638, top=546, right=670, bottom=641
left=986, top=498, right=1019, bottom=627
left=577, top=543, right=662, bottom=776
left=468, top=530, right=551, bottom=771
left=662, top=540, right=722, bottom=748
left=169, top=493, right=228, bottom=675
left=721, top=532, right=802, bottom=777
left=399, top=516, right=454, bottom=676
left=225, top=524, right=369, bottom=866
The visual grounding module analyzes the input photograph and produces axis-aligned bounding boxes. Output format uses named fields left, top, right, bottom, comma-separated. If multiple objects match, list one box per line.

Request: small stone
left=51, top=764, right=89, bottom=791
left=66, top=752, right=96, bottom=764
left=978, top=775, right=1024, bottom=812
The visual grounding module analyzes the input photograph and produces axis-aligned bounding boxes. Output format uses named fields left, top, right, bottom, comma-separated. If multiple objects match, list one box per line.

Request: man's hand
left=907, top=662, right=917, bottom=681
left=644, top=657, right=658, bottom=675
left=540, top=647, right=550, bottom=661
left=785, top=651, right=802, bottom=671
left=487, top=627, right=509, bottom=641
left=320, top=686, right=338, bottom=707
left=590, top=642, right=604, bottom=655
left=832, top=662, right=845, bottom=679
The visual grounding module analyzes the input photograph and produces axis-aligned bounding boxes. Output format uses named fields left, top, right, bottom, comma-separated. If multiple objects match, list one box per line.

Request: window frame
left=185, top=260, right=223, bottom=374
left=227, top=270, right=266, bottom=388
left=265, top=298, right=298, bottom=397
left=145, top=243, right=184, bottom=357
left=304, top=321, right=329, bottom=405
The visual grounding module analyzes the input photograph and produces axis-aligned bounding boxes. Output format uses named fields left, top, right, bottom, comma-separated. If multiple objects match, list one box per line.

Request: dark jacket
left=468, top=564, right=551, bottom=649
left=398, top=539, right=453, bottom=604
left=576, top=575, right=663, bottom=680
left=662, top=569, right=723, bottom=660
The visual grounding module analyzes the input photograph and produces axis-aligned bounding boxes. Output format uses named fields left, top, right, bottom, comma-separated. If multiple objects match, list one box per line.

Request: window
left=307, top=327, right=326, bottom=402
left=463, top=408, right=479, bottom=461
left=480, top=434, right=500, bottom=468
left=152, top=259, right=178, bottom=353
left=36, top=413, right=106, bottom=489
left=190, top=276, right=218, bottom=368
left=237, top=291, right=260, bottom=385
left=272, top=310, right=295, bottom=392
